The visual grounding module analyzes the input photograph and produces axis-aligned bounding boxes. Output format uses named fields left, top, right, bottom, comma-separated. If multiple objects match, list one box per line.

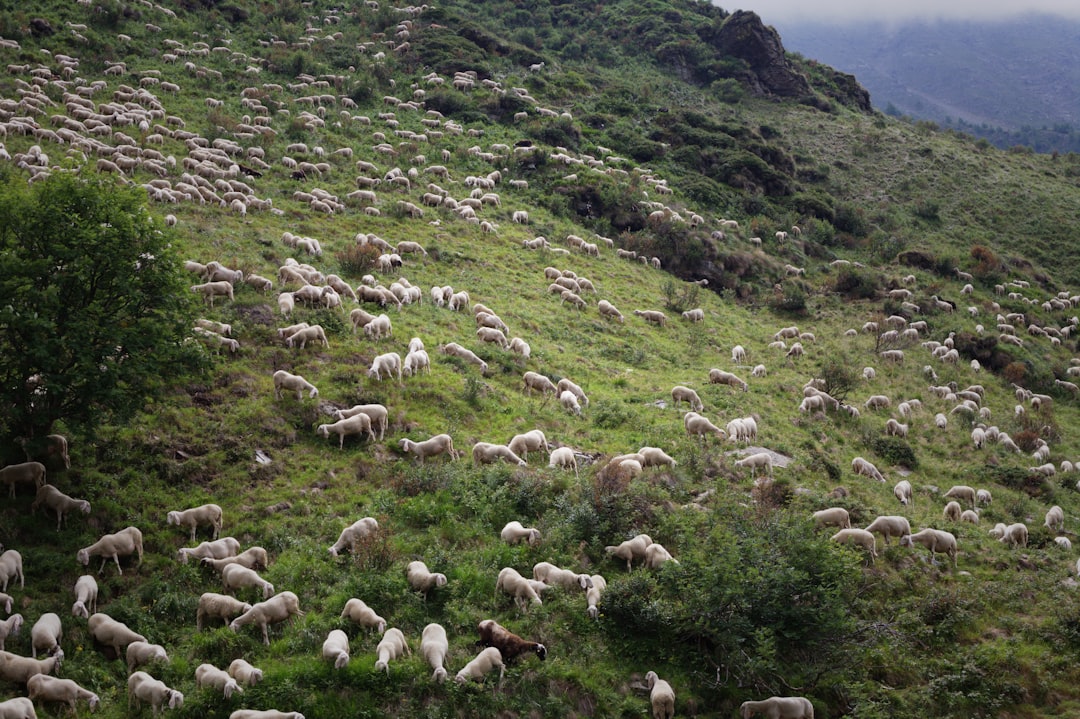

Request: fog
left=731, top=0, right=1080, bottom=24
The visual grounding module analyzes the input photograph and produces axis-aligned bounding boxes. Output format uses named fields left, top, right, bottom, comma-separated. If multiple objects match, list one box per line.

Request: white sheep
left=191, top=280, right=234, bottom=306
left=126, top=640, right=170, bottom=672
left=645, top=543, right=679, bottom=569
left=0, top=698, right=36, bottom=719
left=901, top=528, right=958, bottom=566
left=812, top=508, right=851, bottom=530
left=864, top=516, right=912, bottom=545
left=1056, top=536, right=1073, bottom=550
left=272, top=370, right=318, bottom=400
left=496, top=567, right=543, bottom=610
left=329, top=517, right=379, bottom=557
left=556, top=378, right=590, bottom=408
left=739, top=696, right=815, bottom=718
left=885, top=419, right=908, bottom=438
left=403, top=349, right=431, bottom=377
left=0, top=592, right=9, bottom=615
left=77, top=526, right=143, bottom=575
left=201, top=547, right=268, bottom=573
left=399, top=434, right=457, bottom=463
left=960, top=510, right=980, bottom=524
left=0, top=551, right=21, bottom=593
left=0, top=614, right=23, bottom=651
left=196, top=662, right=243, bottom=699
left=0, top=461, right=46, bottom=499
left=455, top=646, right=504, bottom=688
left=638, top=446, right=677, bottom=468
left=407, top=561, right=447, bottom=597
left=128, top=671, right=184, bottom=714
left=27, top=674, right=100, bottom=715
left=892, top=480, right=914, bottom=508
left=1046, top=505, right=1065, bottom=531
left=228, top=712, right=305, bottom=719
left=598, top=299, right=625, bottom=322
left=367, top=352, right=402, bottom=381
left=374, top=627, right=410, bottom=674
left=548, top=446, right=578, bottom=476
left=670, top=385, right=703, bottom=412
left=322, top=629, right=351, bottom=669
left=31, top=485, right=90, bottom=531
left=830, top=528, right=878, bottom=560
left=222, top=564, right=274, bottom=599
left=976, top=489, right=992, bottom=506
left=1000, top=523, right=1028, bottom=548
left=285, top=325, right=329, bottom=350
left=88, top=613, right=146, bottom=655
left=317, top=414, right=375, bottom=448
left=71, top=575, right=98, bottom=619
left=586, top=574, right=607, bottom=619
left=335, top=404, right=389, bottom=441
left=708, top=368, right=748, bottom=392
left=166, top=503, right=223, bottom=542
left=734, top=452, right=772, bottom=479
left=472, top=442, right=527, bottom=466
left=197, top=593, right=252, bottom=630
left=501, top=521, right=541, bottom=546
left=851, top=457, right=885, bottom=483
left=17, top=434, right=69, bottom=470
left=633, top=309, right=667, bottom=326
left=684, top=412, right=725, bottom=442
left=533, top=562, right=593, bottom=591
left=340, top=598, right=386, bottom=633
left=605, top=534, right=653, bottom=571
left=645, top=671, right=675, bottom=719
left=943, top=485, right=976, bottom=508
left=420, top=623, right=449, bottom=682
left=227, top=659, right=264, bottom=687
left=943, top=501, right=962, bottom=522
left=229, top=591, right=304, bottom=645
left=521, top=371, right=558, bottom=397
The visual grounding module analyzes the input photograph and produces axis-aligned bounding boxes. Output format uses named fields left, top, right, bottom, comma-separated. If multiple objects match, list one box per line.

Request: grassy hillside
left=2, top=0, right=1080, bottom=717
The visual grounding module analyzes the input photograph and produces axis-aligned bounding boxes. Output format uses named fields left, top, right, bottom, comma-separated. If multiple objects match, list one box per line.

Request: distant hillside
left=775, top=14, right=1080, bottom=152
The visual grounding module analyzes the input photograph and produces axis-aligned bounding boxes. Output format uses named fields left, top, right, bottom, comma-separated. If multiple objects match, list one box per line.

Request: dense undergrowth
left=2, top=0, right=1080, bottom=717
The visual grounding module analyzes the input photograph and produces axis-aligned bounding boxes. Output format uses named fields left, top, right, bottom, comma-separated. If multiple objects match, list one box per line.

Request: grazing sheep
left=533, top=562, right=593, bottom=592
left=864, top=395, right=891, bottom=410
left=812, top=508, right=851, bottom=530
left=88, top=613, right=146, bottom=656
left=943, top=501, right=962, bottom=522
left=335, top=404, right=389, bottom=441
left=191, top=280, right=234, bottom=306
left=228, top=712, right=304, bottom=719
left=598, top=299, right=625, bottom=322
left=197, top=593, right=252, bottom=630
left=166, top=504, right=223, bottom=542
left=227, top=659, right=264, bottom=687
left=501, top=521, right=541, bottom=546
left=317, top=414, right=375, bottom=448
left=367, top=352, right=402, bottom=381
left=1000, top=523, right=1029, bottom=548
left=645, top=671, right=675, bottom=719
left=604, top=534, right=653, bottom=571
left=399, top=435, right=457, bottom=464
left=0, top=551, right=22, bottom=592
left=421, top=623, right=449, bottom=682
left=739, top=696, right=815, bottom=718
left=472, top=442, right=527, bottom=466
left=1056, top=536, right=1073, bottom=550
left=645, top=543, right=678, bottom=569
left=901, top=528, right=958, bottom=566
left=496, top=567, right=544, bottom=610
left=670, top=385, right=703, bottom=412
left=406, top=561, right=447, bottom=597
left=708, top=369, right=748, bottom=392
left=507, top=430, right=550, bottom=463
left=201, top=547, right=268, bottom=573
left=29, top=613, right=61, bottom=659
left=830, top=528, right=878, bottom=560
left=1046, top=505, right=1065, bottom=531
left=893, top=480, right=914, bottom=508
left=960, top=510, right=980, bottom=524
left=222, top=564, right=274, bottom=600
left=548, top=447, right=578, bottom=476
left=865, top=516, right=912, bottom=545
left=586, top=575, right=607, bottom=619
left=0, top=614, right=23, bottom=651
left=851, top=457, right=885, bottom=482
left=128, top=671, right=184, bottom=714
left=272, top=370, right=318, bottom=400
left=329, top=517, right=379, bottom=557
left=31, top=485, right=90, bottom=531
left=0, top=649, right=63, bottom=686
left=556, top=378, right=590, bottom=408
left=684, top=412, right=725, bottom=441
left=27, top=675, right=100, bottom=715
left=885, top=419, right=908, bottom=438
left=943, top=485, right=976, bottom=508
left=77, top=526, right=143, bottom=575
left=455, top=647, right=505, bottom=687
left=633, top=309, right=667, bottom=326
left=734, top=452, right=772, bottom=479
left=229, top=592, right=304, bottom=645
left=340, top=599, right=386, bottom=633
left=0, top=698, right=35, bottom=719
left=321, top=630, right=351, bottom=669
left=71, top=575, right=98, bottom=619
left=976, top=489, right=992, bottom=506
left=196, top=662, right=242, bottom=699
left=0, top=462, right=46, bottom=499
left=126, top=641, right=170, bottom=672
left=374, top=627, right=410, bottom=674
left=478, top=619, right=547, bottom=663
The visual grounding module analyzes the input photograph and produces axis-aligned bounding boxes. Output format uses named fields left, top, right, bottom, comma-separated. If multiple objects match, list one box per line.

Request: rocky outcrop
left=708, top=11, right=810, bottom=98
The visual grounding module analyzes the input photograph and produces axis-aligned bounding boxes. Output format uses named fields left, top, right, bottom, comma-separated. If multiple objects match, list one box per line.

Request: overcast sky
left=733, top=0, right=1080, bottom=24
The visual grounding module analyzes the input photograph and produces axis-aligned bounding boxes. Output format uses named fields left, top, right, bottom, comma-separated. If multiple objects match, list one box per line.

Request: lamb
left=0, top=698, right=35, bottom=719
left=77, top=526, right=143, bottom=575
left=367, top=352, right=402, bottom=381
left=739, top=696, right=815, bottom=718
left=943, top=501, right=962, bottom=522
left=605, top=534, right=653, bottom=571
left=671, top=385, right=703, bottom=412
left=421, top=623, right=450, bottom=682
left=272, top=370, right=318, bottom=400
left=229, top=592, right=304, bottom=645
left=533, top=562, right=593, bottom=592
left=455, top=646, right=505, bottom=687
left=0, top=650, right=63, bottom=686
left=645, top=543, right=678, bottom=569
left=197, top=593, right=252, bottom=630
left=227, top=659, right=264, bottom=687
left=734, top=452, right=772, bottom=479
left=126, top=641, right=170, bottom=672
left=27, top=675, right=100, bottom=715
left=893, top=480, right=913, bottom=507
left=851, top=457, right=885, bottom=482
left=708, top=369, right=748, bottom=392
left=0, top=551, right=21, bottom=593
left=633, top=309, right=667, bottom=326
left=128, top=671, right=184, bottom=714
left=29, top=613, right=61, bottom=659
left=222, top=564, right=274, bottom=600
left=901, top=528, right=958, bottom=566
left=943, top=485, right=976, bottom=508
left=335, top=404, right=389, bottom=441
left=71, top=575, right=97, bottom=618
left=501, top=521, right=541, bottom=546
left=472, top=442, right=527, bottom=466
left=374, top=627, right=410, bottom=674
left=0, top=614, right=23, bottom=651
left=478, top=619, right=547, bottom=664
left=496, top=567, right=543, bottom=610
left=201, top=547, right=269, bottom=573
left=865, top=516, right=912, bottom=545
left=399, top=434, right=457, bottom=464
left=341, top=598, right=386, bottom=633
left=1045, top=505, right=1065, bottom=532
left=88, top=613, right=146, bottom=655
left=285, top=324, right=329, bottom=349
left=830, top=528, right=878, bottom=560
left=0, top=462, right=46, bottom=499
left=407, top=560, right=447, bottom=597
left=317, top=414, right=375, bottom=448
left=645, top=671, right=675, bottom=719
left=508, top=430, right=550, bottom=463
left=166, top=503, right=223, bottom=542
left=329, top=517, right=379, bottom=557
left=812, top=508, right=851, bottom=530
left=321, top=629, right=351, bottom=669
left=548, top=446, right=578, bottom=476
left=1000, top=523, right=1028, bottom=548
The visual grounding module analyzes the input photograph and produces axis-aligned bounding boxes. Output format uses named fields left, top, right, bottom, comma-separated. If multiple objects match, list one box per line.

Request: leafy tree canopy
left=0, top=174, right=205, bottom=443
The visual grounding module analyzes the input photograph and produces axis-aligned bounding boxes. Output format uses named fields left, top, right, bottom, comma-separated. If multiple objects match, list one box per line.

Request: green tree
left=0, top=175, right=205, bottom=442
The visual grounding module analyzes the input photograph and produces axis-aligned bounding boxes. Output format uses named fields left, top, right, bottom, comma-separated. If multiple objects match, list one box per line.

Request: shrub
left=870, top=436, right=917, bottom=469
left=833, top=266, right=880, bottom=299
left=335, top=243, right=381, bottom=275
